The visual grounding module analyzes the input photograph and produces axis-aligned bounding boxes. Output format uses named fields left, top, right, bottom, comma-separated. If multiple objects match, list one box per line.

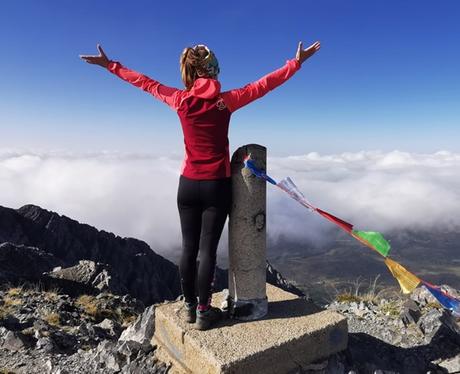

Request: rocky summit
left=0, top=284, right=167, bottom=373
left=0, top=204, right=182, bottom=305
left=0, top=203, right=459, bottom=373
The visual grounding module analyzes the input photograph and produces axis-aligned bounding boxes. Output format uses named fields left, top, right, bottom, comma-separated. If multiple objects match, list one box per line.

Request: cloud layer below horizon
left=1, top=149, right=459, bottom=259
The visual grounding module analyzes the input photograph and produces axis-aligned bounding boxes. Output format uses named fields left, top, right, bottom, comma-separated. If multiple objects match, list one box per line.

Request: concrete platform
left=152, top=284, right=348, bottom=374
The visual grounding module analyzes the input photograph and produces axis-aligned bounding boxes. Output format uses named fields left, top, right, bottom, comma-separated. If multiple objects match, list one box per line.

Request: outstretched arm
left=80, top=44, right=181, bottom=110
left=221, top=41, right=320, bottom=113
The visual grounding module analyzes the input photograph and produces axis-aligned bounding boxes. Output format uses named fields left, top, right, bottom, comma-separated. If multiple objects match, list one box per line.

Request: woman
left=80, top=40, right=320, bottom=330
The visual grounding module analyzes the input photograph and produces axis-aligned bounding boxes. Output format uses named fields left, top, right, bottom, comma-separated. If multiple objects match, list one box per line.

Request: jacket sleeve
left=107, top=61, right=182, bottom=110
left=221, top=58, right=301, bottom=113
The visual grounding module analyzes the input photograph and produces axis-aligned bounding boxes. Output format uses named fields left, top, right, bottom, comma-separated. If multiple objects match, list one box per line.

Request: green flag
left=352, top=230, right=391, bottom=257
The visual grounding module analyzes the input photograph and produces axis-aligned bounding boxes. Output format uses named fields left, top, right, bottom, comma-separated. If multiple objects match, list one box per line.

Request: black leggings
left=177, top=174, right=232, bottom=306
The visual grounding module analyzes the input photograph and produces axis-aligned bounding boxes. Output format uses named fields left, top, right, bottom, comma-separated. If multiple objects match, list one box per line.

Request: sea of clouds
left=1, top=149, right=459, bottom=260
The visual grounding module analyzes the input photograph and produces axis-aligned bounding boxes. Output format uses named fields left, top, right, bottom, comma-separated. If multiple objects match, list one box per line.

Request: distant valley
left=267, top=227, right=460, bottom=304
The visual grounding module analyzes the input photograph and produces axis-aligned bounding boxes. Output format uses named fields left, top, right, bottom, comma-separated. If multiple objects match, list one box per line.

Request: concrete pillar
left=227, top=144, right=268, bottom=320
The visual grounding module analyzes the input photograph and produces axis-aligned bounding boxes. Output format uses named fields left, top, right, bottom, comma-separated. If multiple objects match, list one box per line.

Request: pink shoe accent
left=197, top=304, right=210, bottom=312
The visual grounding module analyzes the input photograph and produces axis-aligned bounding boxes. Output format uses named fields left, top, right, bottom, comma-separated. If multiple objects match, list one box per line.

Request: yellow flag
left=384, top=258, right=420, bottom=294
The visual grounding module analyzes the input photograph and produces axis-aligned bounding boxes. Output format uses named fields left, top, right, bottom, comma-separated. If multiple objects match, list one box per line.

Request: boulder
left=45, top=260, right=128, bottom=295
left=0, top=327, right=28, bottom=351
left=119, top=305, right=155, bottom=349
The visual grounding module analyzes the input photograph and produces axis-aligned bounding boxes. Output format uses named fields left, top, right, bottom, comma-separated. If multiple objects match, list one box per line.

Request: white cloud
left=1, top=149, right=460, bottom=260
left=0, top=150, right=184, bottom=256
left=267, top=150, right=460, bottom=242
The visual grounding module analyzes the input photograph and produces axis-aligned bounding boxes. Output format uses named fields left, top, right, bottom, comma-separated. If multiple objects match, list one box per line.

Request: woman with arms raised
left=80, top=40, right=320, bottom=330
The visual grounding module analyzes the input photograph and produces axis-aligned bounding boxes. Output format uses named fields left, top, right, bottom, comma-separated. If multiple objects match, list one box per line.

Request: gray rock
left=33, top=319, right=51, bottom=338
left=440, top=285, right=460, bottom=299
left=266, top=260, right=305, bottom=297
left=78, top=322, right=108, bottom=342
left=400, top=299, right=421, bottom=326
left=52, top=369, right=70, bottom=374
left=93, top=339, right=123, bottom=372
left=0, top=328, right=27, bottom=351
left=45, top=260, right=128, bottom=295
left=95, top=318, right=122, bottom=339
left=90, top=332, right=163, bottom=374
left=44, top=359, right=53, bottom=373
left=120, top=356, right=170, bottom=374
left=411, top=286, right=436, bottom=307
left=436, top=353, right=460, bottom=373
left=117, top=340, right=142, bottom=364
left=36, top=336, right=55, bottom=353
left=118, top=305, right=155, bottom=347
left=418, top=308, right=444, bottom=342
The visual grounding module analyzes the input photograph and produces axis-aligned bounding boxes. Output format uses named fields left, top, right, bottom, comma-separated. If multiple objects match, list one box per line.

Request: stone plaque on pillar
left=227, top=144, right=268, bottom=320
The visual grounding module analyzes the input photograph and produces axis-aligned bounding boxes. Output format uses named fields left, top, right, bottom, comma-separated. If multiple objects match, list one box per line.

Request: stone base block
left=152, top=283, right=348, bottom=374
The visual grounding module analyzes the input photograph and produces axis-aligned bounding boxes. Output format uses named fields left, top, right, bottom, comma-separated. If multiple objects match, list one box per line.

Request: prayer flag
left=353, top=230, right=391, bottom=257
left=316, top=208, right=354, bottom=233
left=422, top=282, right=460, bottom=317
left=385, top=258, right=420, bottom=294
left=277, top=177, right=314, bottom=211
left=243, top=155, right=277, bottom=185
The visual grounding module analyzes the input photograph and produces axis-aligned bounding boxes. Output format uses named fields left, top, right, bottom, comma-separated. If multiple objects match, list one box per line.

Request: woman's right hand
left=296, top=41, right=321, bottom=65
left=80, top=44, right=110, bottom=68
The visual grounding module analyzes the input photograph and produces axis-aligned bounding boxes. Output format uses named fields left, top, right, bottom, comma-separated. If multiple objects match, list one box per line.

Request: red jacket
left=107, top=58, right=301, bottom=180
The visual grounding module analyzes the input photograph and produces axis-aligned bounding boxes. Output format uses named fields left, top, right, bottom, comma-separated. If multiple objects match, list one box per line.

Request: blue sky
left=1, top=0, right=459, bottom=156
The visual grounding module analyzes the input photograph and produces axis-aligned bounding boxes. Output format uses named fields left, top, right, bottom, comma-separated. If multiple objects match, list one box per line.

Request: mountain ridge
left=0, top=204, right=181, bottom=305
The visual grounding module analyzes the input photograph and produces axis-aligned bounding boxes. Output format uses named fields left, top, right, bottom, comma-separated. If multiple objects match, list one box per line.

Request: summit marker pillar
left=228, top=144, right=268, bottom=320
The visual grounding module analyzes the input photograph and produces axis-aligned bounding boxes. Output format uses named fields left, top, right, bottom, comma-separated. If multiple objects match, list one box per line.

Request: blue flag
left=243, top=155, right=277, bottom=185
left=423, top=282, right=460, bottom=317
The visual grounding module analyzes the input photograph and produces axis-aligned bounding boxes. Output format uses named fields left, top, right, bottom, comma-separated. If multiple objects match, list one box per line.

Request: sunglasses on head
left=193, top=44, right=212, bottom=59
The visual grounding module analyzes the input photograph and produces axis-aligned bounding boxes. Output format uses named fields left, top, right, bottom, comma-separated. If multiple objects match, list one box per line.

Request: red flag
left=316, top=208, right=353, bottom=233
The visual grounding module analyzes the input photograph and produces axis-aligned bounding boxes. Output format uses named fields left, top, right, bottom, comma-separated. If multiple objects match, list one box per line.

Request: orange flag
left=384, top=258, right=421, bottom=294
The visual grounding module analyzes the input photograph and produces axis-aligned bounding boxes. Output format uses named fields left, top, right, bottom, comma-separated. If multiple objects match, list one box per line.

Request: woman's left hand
left=296, top=41, right=321, bottom=65
left=80, top=44, right=110, bottom=68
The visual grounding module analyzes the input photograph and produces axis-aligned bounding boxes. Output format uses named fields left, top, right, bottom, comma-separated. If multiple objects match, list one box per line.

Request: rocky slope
left=1, top=273, right=459, bottom=373
left=0, top=204, right=459, bottom=373
left=0, top=283, right=168, bottom=373
left=323, top=286, right=460, bottom=373
left=0, top=205, right=181, bottom=305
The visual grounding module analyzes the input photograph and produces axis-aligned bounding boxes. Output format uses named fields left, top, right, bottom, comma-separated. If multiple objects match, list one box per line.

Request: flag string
left=243, top=154, right=460, bottom=317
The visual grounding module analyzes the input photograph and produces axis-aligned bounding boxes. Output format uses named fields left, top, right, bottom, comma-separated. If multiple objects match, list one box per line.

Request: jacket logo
left=216, top=98, right=226, bottom=111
